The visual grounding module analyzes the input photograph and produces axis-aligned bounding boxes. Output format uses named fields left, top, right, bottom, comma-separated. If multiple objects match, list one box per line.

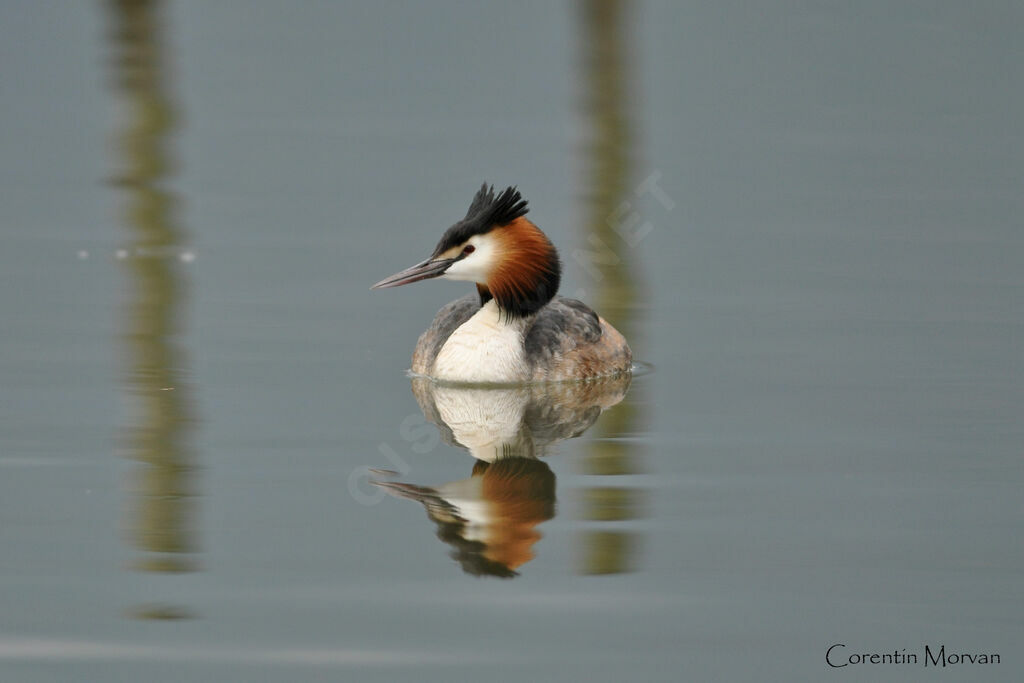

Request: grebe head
left=372, top=184, right=561, bottom=318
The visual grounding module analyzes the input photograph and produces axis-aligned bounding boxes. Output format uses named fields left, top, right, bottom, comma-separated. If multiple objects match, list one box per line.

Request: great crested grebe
left=372, top=184, right=632, bottom=383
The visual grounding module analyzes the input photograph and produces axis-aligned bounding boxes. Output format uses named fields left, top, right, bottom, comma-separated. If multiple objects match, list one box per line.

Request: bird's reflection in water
left=377, top=458, right=555, bottom=578
left=374, top=376, right=630, bottom=578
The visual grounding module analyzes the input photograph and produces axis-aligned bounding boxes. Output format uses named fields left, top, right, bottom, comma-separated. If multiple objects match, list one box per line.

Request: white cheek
left=441, top=236, right=497, bottom=283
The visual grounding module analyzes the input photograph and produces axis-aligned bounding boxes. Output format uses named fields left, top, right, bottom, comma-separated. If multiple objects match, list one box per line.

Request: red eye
left=462, top=244, right=475, bottom=255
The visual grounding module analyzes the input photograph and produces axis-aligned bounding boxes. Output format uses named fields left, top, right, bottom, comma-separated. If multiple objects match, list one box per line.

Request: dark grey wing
left=523, top=374, right=631, bottom=445
left=411, top=293, right=481, bottom=374
left=523, top=296, right=603, bottom=369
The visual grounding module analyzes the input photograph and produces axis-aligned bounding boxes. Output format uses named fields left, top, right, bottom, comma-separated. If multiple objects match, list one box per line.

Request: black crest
left=432, top=184, right=529, bottom=256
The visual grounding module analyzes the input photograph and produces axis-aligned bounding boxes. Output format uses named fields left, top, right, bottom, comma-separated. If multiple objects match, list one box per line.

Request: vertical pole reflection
left=576, top=0, right=647, bottom=575
left=106, top=0, right=199, bottom=588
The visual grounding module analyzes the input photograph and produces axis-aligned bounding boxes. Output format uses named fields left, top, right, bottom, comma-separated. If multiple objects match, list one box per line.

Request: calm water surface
left=0, top=2, right=1021, bottom=681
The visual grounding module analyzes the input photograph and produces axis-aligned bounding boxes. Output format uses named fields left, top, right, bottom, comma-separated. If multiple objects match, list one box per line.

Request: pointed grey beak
left=371, top=480, right=438, bottom=501
left=371, top=257, right=456, bottom=290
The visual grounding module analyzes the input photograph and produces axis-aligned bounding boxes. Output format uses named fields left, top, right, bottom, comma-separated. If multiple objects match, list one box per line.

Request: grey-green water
left=1, top=2, right=1021, bottom=681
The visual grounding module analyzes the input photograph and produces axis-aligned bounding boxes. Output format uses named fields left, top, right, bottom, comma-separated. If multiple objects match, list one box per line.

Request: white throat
left=431, top=300, right=530, bottom=383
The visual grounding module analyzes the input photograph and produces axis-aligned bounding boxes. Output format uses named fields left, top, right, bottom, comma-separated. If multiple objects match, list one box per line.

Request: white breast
left=431, top=385, right=532, bottom=460
left=431, top=300, right=530, bottom=383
